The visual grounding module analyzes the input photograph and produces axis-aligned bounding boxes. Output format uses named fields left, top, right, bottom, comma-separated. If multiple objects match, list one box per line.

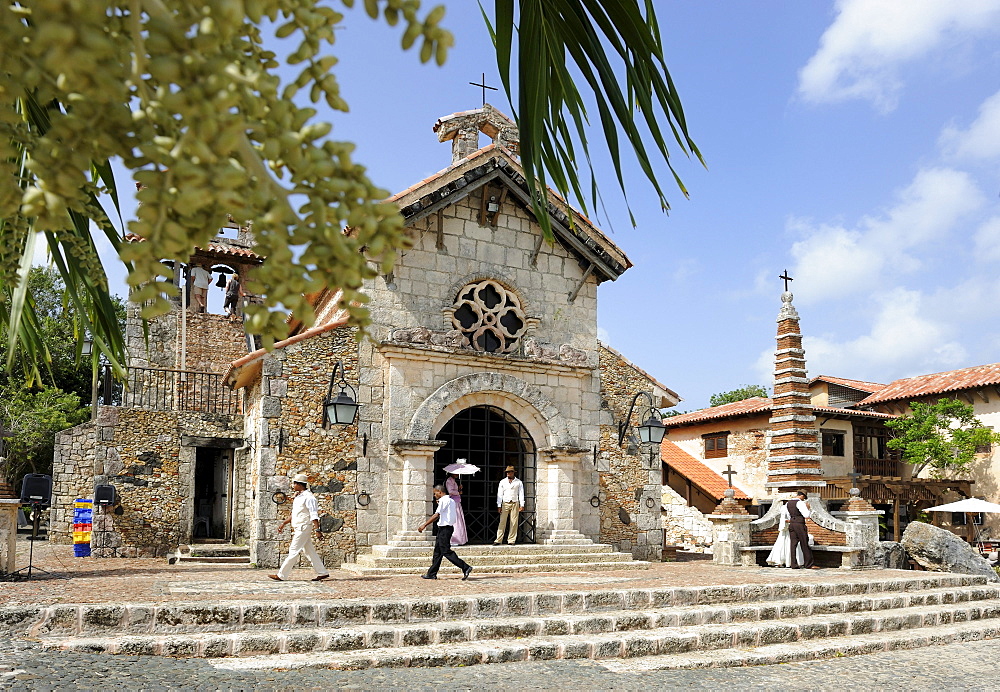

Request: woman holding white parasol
left=443, top=459, right=479, bottom=546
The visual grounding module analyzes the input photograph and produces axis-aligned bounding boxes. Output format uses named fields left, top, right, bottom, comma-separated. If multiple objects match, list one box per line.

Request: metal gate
left=433, top=405, right=536, bottom=544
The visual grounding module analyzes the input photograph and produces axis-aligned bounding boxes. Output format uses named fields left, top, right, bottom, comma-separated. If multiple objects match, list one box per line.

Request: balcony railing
left=98, top=365, right=240, bottom=415
left=854, top=457, right=901, bottom=477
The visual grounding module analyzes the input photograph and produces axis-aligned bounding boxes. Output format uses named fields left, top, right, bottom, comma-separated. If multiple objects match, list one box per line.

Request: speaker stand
left=10, top=503, right=63, bottom=580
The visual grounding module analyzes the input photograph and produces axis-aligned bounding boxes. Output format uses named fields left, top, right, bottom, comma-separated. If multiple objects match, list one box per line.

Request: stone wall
left=596, top=344, right=664, bottom=561
left=52, top=406, right=243, bottom=556
left=126, top=304, right=248, bottom=372
left=661, top=483, right=712, bottom=550
left=243, top=326, right=360, bottom=568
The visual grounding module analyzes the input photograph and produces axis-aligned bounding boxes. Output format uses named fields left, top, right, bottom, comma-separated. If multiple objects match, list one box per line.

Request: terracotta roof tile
left=660, top=441, right=748, bottom=500
left=662, top=397, right=895, bottom=428
left=662, top=398, right=771, bottom=427
left=124, top=233, right=263, bottom=260
left=858, top=362, right=1000, bottom=406
left=810, top=375, right=886, bottom=393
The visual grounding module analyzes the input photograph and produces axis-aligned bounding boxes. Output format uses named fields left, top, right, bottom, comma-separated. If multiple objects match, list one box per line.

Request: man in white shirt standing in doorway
left=270, top=473, right=331, bottom=582
left=417, top=485, right=473, bottom=580
left=494, top=465, right=524, bottom=545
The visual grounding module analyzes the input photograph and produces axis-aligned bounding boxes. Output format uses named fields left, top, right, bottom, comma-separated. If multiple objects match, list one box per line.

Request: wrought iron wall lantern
left=357, top=491, right=371, bottom=507
left=322, top=360, right=359, bottom=428
left=617, top=391, right=667, bottom=447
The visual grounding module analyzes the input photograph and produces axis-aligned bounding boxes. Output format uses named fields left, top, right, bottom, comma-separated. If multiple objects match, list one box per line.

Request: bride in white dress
left=766, top=501, right=811, bottom=567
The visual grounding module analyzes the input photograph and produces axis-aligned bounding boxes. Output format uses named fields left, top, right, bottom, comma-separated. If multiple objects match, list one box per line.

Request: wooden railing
left=98, top=365, right=240, bottom=415
left=853, top=457, right=901, bottom=477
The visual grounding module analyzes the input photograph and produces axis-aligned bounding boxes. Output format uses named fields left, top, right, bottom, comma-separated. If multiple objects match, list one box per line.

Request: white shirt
left=436, top=494, right=457, bottom=527
left=191, top=266, right=212, bottom=289
left=290, top=489, right=320, bottom=529
left=497, top=477, right=525, bottom=507
left=780, top=498, right=811, bottom=523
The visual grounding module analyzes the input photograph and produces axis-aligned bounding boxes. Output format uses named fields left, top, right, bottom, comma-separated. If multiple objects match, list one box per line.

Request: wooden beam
left=478, top=183, right=489, bottom=226
left=435, top=210, right=445, bottom=251
left=567, top=264, right=595, bottom=303
left=960, top=391, right=975, bottom=405
left=977, top=388, right=989, bottom=404
left=529, top=234, right=544, bottom=267
left=893, top=498, right=900, bottom=542
left=490, top=187, right=509, bottom=228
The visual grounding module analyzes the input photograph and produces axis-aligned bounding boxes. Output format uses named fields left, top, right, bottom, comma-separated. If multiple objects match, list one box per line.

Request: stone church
left=51, top=105, right=678, bottom=571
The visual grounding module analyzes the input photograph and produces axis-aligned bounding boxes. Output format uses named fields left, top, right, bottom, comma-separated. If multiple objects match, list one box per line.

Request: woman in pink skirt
left=445, top=473, right=468, bottom=546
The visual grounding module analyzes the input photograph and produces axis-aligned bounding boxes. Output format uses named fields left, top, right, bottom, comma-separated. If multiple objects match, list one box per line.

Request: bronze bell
left=215, top=272, right=227, bottom=288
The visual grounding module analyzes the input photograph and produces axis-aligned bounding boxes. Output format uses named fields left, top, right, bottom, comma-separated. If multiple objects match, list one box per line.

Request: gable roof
left=598, top=341, right=681, bottom=408
left=389, top=145, right=632, bottom=283
left=661, top=441, right=748, bottom=500
left=810, top=375, right=886, bottom=393
left=858, top=362, right=1000, bottom=406
left=662, top=396, right=895, bottom=429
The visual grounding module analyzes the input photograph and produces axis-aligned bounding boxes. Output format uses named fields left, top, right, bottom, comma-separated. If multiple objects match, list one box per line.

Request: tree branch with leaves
left=885, top=398, right=1000, bottom=478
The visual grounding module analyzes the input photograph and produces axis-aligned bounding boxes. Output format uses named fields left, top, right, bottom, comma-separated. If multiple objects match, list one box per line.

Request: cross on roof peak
left=779, top=270, right=793, bottom=292
left=722, top=464, right=737, bottom=488
left=469, top=72, right=498, bottom=107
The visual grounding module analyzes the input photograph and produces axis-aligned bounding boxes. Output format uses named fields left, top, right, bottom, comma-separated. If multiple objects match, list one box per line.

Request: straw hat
left=505, top=466, right=516, bottom=473
left=292, top=473, right=309, bottom=485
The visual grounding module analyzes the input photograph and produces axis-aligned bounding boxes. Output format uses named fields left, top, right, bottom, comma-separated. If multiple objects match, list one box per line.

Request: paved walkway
left=1, top=541, right=913, bottom=607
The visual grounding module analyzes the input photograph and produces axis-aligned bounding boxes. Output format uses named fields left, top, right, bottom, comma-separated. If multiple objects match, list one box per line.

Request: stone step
left=163, top=598, right=1000, bottom=668
left=8, top=574, right=986, bottom=639
left=180, top=544, right=251, bottom=558
left=596, top=620, right=1000, bottom=672
left=31, top=583, right=1000, bottom=649
left=172, top=556, right=252, bottom=565
left=369, top=543, right=615, bottom=558
left=354, top=552, right=636, bottom=569
left=341, top=559, right=650, bottom=576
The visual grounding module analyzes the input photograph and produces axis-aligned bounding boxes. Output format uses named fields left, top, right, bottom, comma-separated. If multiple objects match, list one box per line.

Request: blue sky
left=95, top=1, right=1000, bottom=411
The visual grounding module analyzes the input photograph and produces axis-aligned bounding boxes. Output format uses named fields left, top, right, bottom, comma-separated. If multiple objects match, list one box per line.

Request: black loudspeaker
left=20, top=474, right=52, bottom=507
left=94, top=484, right=117, bottom=507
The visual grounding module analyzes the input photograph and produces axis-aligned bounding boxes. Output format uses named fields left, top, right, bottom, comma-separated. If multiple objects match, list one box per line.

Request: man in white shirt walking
left=494, top=465, right=524, bottom=545
left=269, top=474, right=331, bottom=581
left=417, top=485, right=473, bottom=580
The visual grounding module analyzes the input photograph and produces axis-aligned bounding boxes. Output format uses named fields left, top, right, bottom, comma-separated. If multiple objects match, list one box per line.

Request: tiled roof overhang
left=394, top=150, right=631, bottom=283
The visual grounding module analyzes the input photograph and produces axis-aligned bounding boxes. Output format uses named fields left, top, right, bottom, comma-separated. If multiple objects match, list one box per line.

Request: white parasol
left=925, top=498, right=1000, bottom=513
left=443, top=459, right=480, bottom=475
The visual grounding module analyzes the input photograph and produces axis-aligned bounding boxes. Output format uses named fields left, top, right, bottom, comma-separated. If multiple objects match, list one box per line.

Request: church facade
left=50, top=105, right=677, bottom=567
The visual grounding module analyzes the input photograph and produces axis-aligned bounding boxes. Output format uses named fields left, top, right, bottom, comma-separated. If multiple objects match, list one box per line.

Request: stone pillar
left=387, top=439, right=444, bottom=546
left=766, top=291, right=825, bottom=493
left=832, top=488, right=883, bottom=568
left=536, top=446, right=593, bottom=545
left=0, top=499, right=19, bottom=573
left=707, top=489, right=753, bottom=566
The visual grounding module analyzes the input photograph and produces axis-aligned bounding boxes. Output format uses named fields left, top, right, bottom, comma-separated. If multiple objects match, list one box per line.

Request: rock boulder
left=900, top=521, right=998, bottom=582
left=873, top=541, right=909, bottom=570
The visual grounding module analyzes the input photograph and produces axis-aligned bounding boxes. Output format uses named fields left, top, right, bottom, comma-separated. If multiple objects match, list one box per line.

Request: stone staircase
left=8, top=573, right=1000, bottom=671
left=170, top=543, right=251, bottom=566
left=343, top=541, right=648, bottom=576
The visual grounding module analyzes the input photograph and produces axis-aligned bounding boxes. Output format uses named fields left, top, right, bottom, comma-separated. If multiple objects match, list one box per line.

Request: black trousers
left=788, top=519, right=814, bottom=568
left=427, top=525, right=470, bottom=577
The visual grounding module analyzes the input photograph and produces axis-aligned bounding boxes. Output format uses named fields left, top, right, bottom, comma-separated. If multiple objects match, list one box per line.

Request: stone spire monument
left=764, top=273, right=825, bottom=492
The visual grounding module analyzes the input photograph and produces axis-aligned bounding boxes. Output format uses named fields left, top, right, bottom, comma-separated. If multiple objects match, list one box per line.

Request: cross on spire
left=469, top=72, right=497, bottom=106
left=722, top=464, right=737, bottom=488
left=779, top=269, right=794, bottom=292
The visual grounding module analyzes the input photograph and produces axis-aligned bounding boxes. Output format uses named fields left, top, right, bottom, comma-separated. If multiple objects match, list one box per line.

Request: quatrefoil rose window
left=451, top=280, right=527, bottom=353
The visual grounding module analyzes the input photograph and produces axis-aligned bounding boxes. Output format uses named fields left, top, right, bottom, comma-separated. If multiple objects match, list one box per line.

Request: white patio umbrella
left=925, top=497, right=1000, bottom=545
left=925, top=498, right=1000, bottom=513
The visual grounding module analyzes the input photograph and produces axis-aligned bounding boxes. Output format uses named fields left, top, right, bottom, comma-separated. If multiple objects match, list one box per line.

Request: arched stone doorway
left=433, top=405, right=536, bottom=544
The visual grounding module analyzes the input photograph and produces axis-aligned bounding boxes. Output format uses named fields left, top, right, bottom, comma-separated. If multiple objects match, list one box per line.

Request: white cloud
left=798, top=0, right=1000, bottom=111
left=940, top=89, right=1000, bottom=160
left=754, top=288, right=967, bottom=382
left=974, top=217, right=1000, bottom=262
left=789, top=167, right=983, bottom=301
